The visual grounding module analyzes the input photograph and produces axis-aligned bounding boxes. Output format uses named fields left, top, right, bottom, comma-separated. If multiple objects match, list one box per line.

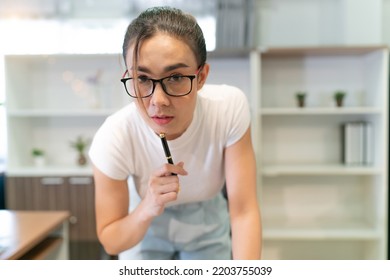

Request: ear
left=197, top=63, right=210, bottom=91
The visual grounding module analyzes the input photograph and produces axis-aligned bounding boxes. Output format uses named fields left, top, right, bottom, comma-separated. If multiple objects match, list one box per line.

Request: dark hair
left=122, top=6, right=207, bottom=68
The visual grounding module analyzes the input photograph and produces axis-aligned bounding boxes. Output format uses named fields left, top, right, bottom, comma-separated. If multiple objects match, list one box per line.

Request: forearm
left=94, top=163, right=184, bottom=256
left=230, top=210, right=262, bottom=260
left=98, top=203, right=153, bottom=255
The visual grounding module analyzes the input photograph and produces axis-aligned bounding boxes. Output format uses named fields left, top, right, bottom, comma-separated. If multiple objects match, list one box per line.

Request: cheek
left=177, top=97, right=197, bottom=121
left=135, top=99, right=150, bottom=120
left=141, top=98, right=150, bottom=108
left=135, top=98, right=150, bottom=111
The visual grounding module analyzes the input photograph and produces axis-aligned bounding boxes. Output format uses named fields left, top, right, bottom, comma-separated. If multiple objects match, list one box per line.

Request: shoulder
left=198, top=84, right=249, bottom=115
left=198, top=84, right=251, bottom=147
left=89, top=103, right=138, bottom=180
left=91, top=103, right=138, bottom=154
left=198, top=84, right=247, bottom=101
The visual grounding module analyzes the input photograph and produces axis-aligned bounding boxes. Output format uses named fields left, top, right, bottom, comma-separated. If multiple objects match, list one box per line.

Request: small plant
left=31, top=148, right=44, bottom=157
left=70, top=136, right=90, bottom=153
left=334, top=91, right=346, bottom=107
left=31, top=148, right=45, bottom=167
left=295, top=92, right=306, bottom=107
left=70, top=136, right=91, bottom=166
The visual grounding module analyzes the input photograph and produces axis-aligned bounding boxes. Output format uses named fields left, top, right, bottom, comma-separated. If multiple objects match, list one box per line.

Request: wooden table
left=0, top=210, right=70, bottom=260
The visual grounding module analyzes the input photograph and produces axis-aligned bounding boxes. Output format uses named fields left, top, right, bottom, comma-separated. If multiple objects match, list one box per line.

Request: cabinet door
left=6, top=177, right=30, bottom=210
left=6, top=176, right=68, bottom=211
left=67, top=176, right=97, bottom=241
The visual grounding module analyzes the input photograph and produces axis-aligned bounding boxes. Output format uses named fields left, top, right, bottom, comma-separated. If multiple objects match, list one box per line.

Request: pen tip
left=159, top=133, right=165, bottom=138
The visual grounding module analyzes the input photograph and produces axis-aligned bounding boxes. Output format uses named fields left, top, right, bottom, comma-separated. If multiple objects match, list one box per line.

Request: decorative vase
left=336, top=97, right=344, bottom=107
left=295, top=93, right=306, bottom=108
left=334, top=91, right=346, bottom=107
left=33, top=156, right=46, bottom=167
left=297, top=97, right=305, bottom=108
left=77, top=153, right=87, bottom=166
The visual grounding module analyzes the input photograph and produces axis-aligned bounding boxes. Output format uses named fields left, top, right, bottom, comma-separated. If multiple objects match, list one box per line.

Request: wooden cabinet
left=6, top=176, right=96, bottom=242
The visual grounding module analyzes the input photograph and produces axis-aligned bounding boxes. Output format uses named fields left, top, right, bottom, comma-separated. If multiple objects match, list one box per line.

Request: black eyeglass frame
left=120, top=71, right=198, bottom=98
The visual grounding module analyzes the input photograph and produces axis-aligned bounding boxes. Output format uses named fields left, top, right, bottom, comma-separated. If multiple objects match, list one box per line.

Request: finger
left=153, top=163, right=188, bottom=177
left=158, top=191, right=178, bottom=204
left=149, top=176, right=180, bottom=194
left=159, top=181, right=180, bottom=195
left=148, top=183, right=179, bottom=207
left=176, top=161, right=188, bottom=174
left=141, top=190, right=178, bottom=217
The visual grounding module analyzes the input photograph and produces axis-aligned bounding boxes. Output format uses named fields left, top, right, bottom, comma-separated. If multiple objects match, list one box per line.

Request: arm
left=225, top=127, right=262, bottom=259
left=93, top=163, right=187, bottom=255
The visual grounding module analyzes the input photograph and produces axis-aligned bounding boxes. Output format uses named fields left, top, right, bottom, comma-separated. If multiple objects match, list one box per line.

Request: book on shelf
left=342, top=121, right=373, bottom=165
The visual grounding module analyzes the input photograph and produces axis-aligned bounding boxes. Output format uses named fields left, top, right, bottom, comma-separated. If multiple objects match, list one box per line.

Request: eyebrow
left=136, top=63, right=190, bottom=73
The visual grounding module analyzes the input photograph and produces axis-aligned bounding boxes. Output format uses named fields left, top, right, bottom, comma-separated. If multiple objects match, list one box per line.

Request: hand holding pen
left=159, top=133, right=189, bottom=194
left=140, top=133, right=187, bottom=218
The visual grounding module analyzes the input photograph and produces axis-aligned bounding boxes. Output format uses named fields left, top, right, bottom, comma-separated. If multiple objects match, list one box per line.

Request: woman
left=89, top=6, right=261, bottom=260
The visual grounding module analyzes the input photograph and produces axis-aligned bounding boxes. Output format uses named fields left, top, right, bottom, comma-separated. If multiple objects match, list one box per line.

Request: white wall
left=0, top=55, right=5, bottom=169
left=383, top=0, right=390, bottom=44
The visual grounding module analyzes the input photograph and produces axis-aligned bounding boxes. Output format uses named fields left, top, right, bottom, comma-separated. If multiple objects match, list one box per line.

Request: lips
left=151, top=115, right=174, bottom=125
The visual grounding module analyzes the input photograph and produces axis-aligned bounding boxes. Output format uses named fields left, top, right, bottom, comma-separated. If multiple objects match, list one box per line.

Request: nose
left=150, top=81, right=170, bottom=106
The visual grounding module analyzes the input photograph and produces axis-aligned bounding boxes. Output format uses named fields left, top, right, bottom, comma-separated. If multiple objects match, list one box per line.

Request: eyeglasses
left=121, top=70, right=198, bottom=98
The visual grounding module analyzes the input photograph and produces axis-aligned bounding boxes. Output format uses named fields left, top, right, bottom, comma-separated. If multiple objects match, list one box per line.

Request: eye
left=167, top=75, right=184, bottom=83
left=137, top=75, right=150, bottom=84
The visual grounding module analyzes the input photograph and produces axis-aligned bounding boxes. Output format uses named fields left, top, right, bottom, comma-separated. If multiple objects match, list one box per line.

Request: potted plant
left=295, top=92, right=306, bottom=108
left=70, top=136, right=90, bottom=166
left=32, top=148, right=45, bottom=167
left=334, top=91, right=346, bottom=107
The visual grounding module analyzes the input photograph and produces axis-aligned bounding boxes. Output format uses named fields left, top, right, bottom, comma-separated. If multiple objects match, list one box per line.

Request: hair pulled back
left=122, top=6, right=207, bottom=69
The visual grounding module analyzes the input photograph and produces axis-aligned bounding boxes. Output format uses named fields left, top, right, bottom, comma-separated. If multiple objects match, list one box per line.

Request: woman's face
left=126, top=33, right=208, bottom=140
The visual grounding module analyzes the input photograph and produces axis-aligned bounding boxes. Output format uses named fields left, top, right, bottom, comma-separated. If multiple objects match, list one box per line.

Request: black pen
left=159, top=133, right=177, bottom=176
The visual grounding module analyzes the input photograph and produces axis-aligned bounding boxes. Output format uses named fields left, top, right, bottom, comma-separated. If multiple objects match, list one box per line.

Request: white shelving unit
left=4, top=53, right=128, bottom=176
left=251, top=46, right=389, bottom=259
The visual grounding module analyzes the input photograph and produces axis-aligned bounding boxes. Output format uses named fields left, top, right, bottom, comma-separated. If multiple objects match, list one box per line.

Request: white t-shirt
left=89, top=84, right=250, bottom=207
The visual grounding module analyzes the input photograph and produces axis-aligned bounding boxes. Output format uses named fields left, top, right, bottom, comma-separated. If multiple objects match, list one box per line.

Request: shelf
left=263, top=220, right=380, bottom=241
left=260, top=45, right=388, bottom=57
left=6, top=166, right=93, bottom=177
left=262, top=164, right=382, bottom=176
left=263, top=229, right=381, bottom=241
left=261, top=107, right=382, bottom=116
left=7, top=109, right=116, bottom=117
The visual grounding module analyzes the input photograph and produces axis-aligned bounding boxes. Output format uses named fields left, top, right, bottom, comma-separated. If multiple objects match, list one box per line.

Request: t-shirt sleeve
left=88, top=115, right=133, bottom=180
left=224, top=85, right=251, bottom=147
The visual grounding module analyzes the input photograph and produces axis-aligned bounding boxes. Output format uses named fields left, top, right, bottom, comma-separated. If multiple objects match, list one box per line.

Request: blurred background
left=0, top=0, right=389, bottom=260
